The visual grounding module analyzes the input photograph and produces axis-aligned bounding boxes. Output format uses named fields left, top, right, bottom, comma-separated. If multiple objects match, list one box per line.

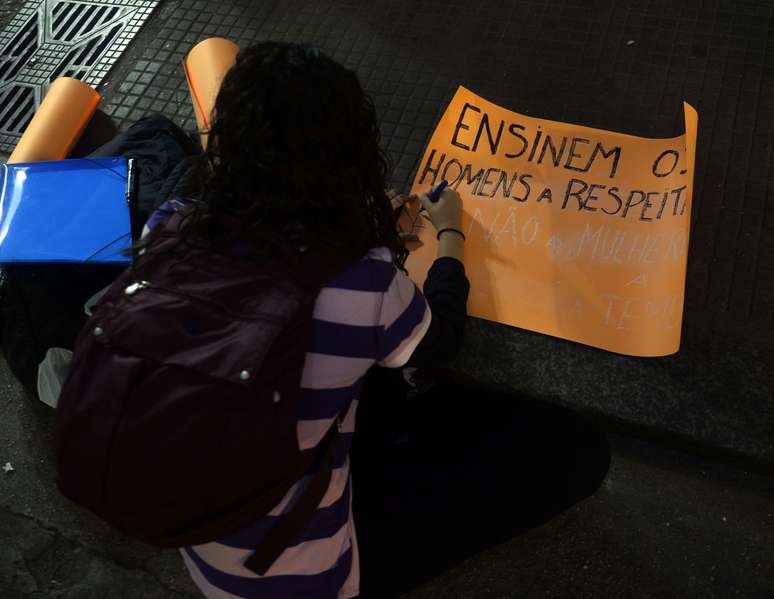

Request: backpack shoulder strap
left=244, top=419, right=341, bottom=575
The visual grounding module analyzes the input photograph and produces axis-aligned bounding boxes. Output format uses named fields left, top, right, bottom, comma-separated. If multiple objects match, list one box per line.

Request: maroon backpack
left=53, top=212, right=341, bottom=575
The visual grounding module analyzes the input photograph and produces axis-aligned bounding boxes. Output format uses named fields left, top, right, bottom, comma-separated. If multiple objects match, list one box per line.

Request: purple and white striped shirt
left=180, top=246, right=431, bottom=598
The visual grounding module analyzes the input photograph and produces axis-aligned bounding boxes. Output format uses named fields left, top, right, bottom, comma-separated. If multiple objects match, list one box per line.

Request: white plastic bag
left=37, top=347, right=74, bottom=408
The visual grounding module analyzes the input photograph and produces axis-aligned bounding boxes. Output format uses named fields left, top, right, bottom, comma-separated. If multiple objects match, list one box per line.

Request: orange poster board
left=183, top=37, right=239, bottom=149
left=407, top=86, right=698, bottom=357
left=8, top=77, right=100, bottom=164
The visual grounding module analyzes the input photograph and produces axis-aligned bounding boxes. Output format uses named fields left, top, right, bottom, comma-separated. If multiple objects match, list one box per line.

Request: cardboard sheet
left=8, top=77, right=100, bottom=164
left=408, top=86, right=698, bottom=357
left=184, top=37, right=239, bottom=149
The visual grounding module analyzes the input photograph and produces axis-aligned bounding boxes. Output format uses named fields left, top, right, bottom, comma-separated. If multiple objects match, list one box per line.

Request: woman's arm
left=405, top=188, right=470, bottom=367
left=405, top=256, right=469, bottom=367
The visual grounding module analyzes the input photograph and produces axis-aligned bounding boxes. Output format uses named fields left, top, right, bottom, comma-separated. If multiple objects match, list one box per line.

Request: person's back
left=179, top=246, right=434, bottom=597
left=133, top=42, right=469, bottom=598
left=54, top=40, right=611, bottom=599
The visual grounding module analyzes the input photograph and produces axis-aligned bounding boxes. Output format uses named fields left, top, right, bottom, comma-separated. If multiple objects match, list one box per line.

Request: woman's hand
left=388, top=189, right=422, bottom=246
left=386, top=188, right=464, bottom=261
left=419, top=188, right=463, bottom=233
left=387, top=188, right=417, bottom=213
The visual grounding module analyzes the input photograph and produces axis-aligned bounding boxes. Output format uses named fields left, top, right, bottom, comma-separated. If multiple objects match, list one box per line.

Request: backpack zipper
left=121, top=279, right=287, bottom=323
left=124, top=281, right=151, bottom=295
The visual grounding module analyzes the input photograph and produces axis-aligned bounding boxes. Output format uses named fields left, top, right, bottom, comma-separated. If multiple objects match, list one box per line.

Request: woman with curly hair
left=55, top=41, right=608, bottom=599
left=134, top=42, right=470, bottom=598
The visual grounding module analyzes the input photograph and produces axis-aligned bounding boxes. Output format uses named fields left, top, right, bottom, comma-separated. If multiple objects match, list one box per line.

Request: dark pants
left=69, top=109, right=120, bottom=158
left=351, top=374, right=611, bottom=598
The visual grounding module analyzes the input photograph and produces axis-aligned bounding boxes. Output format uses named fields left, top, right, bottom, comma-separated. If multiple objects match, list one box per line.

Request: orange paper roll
left=184, top=37, right=240, bottom=149
left=408, top=86, right=698, bottom=357
left=8, top=77, right=101, bottom=164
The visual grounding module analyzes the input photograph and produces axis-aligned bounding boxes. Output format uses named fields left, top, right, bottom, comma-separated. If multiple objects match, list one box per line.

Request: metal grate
left=0, top=85, right=36, bottom=135
left=0, top=15, right=38, bottom=84
left=49, top=2, right=130, bottom=42
left=0, top=0, right=159, bottom=153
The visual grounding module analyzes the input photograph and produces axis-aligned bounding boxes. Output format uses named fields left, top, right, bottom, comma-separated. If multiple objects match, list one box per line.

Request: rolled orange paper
left=8, top=77, right=101, bottom=164
left=184, top=37, right=239, bottom=149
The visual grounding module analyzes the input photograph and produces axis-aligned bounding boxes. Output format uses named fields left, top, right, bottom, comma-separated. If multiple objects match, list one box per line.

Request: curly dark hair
left=139, top=41, right=407, bottom=270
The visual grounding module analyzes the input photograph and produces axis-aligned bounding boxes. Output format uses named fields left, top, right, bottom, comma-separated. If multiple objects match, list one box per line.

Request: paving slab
left=91, top=0, right=774, bottom=461
left=2, top=351, right=772, bottom=597
left=1, top=1, right=772, bottom=460
left=2, top=1, right=774, bottom=594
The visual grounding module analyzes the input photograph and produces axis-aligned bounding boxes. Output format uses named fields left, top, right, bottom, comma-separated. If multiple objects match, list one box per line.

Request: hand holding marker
left=421, top=180, right=465, bottom=241
left=426, top=179, right=448, bottom=202
left=396, top=180, right=463, bottom=246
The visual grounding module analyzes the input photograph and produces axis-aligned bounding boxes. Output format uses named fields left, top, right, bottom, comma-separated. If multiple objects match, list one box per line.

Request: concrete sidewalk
left=1, top=0, right=772, bottom=458
left=70, top=0, right=774, bottom=463
left=1, top=357, right=772, bottom=598
left=1, top=0, right=774, bottom=597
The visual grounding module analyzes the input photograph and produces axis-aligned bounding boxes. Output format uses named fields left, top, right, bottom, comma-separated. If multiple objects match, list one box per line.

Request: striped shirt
left=180, top=245, right=431, bottom=598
